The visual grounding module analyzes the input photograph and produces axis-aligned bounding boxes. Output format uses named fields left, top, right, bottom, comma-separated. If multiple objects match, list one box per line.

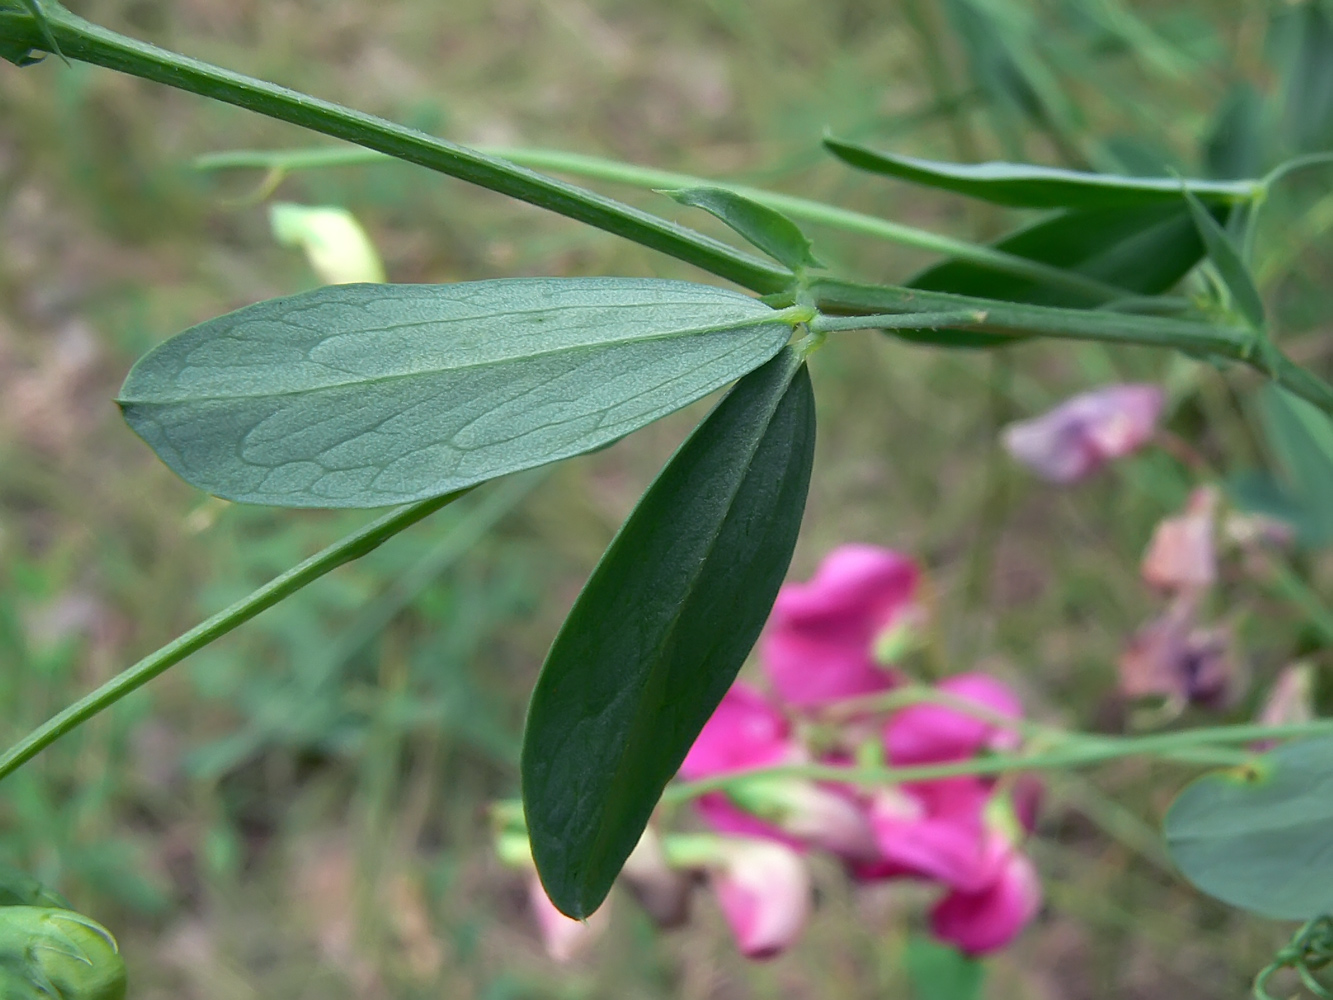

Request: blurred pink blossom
left=1142, top=487, right=1218, bottom=593
left=930, top=835, right=1043, bottom=955
left=885, top=673, right=1023, bottom=766
left=527, top=874, right=608, bottom=962
left=680, top=683, right=799, bottom=779
left=1002, top=384, right=1163, bottom=483
left=759, top=545, right=920, bottom=709
left=867, top=778, right=993, bottom=889
left=709, top=838, right=812, bottom=959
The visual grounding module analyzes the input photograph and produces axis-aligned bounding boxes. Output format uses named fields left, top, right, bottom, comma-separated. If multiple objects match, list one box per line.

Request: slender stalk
left=194, top=145, right=1133, bottom=304
left=658, top=718, right=1333, bottom=803
left=0, top=489, right=466, bottom=782
left=806, top=277, right=1333, bottom=416
left=809, top=310, right=987, bottom=333
left=0, top=2, right=790, bottom=294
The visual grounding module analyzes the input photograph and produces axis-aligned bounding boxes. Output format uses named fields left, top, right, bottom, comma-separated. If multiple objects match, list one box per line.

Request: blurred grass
left=0, top=0, right=1331, bottom=997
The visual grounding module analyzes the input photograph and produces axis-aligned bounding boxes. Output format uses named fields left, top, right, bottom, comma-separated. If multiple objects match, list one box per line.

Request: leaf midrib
left=119, top=311, right=791, bottom=407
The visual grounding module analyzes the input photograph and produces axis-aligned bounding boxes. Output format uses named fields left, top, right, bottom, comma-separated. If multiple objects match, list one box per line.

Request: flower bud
left=710, top=838, right=811, bottom=960
left=269, top=203, right=386, bottom=285
left=0, top=906, right=126, bottom=1000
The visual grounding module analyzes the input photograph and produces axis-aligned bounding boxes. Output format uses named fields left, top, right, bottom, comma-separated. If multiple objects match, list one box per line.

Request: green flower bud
left=0, top=907, right=126, bottom=1000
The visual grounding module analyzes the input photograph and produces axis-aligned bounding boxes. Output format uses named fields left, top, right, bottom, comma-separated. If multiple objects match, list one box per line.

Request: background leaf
left=823, top=137, right=1257, bottom=209
left=904, top=935, right=985, bottom=1000
left=666, top=187, right=823, bottom=271
left=522, top=347, right=816, bottom=918
left=118, top=278, right=792, bottom=507
left=1258, top=384, right=1333, bottom=546
left=1165, top=736, right=1333, bottom=920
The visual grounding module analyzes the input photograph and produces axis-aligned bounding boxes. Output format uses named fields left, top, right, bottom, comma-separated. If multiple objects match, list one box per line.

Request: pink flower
left=680, top=683, right=799, bottom=779
left=527, top=874, right=608, bottom=962
left=867, top=778, right=993, bottom=889
left=930, top=838, right=1042, bottom=955
left=885, top=673, right=1023, bottom=767
left=680, top=684, right=877, bottom=861
left=759, top=545, right=920, bottom=710
left=1002, top=384, right=1163, bottom=483
left=1141, top=487, right=1218, bottom=593
left=709, top=838, right=812, bottom=959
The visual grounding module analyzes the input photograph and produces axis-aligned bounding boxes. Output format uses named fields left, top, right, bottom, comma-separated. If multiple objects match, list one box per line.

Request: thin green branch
left=806, top=277, right=1333, bottom=416
left=0, top=2, right=790, bottom=294
left=194, top=144, right=1133, bottom=304
left=0, top=489, right=466, bottom=783
left=658, top=718, right=1333, bottom=803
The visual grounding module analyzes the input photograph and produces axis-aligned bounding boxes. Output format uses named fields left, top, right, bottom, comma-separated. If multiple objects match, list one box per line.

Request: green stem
left=0, top=489, right=465, bottom=783
left=809, top=310, right=987, bottom=333
left=195, top=144, right=1133, bottom=304
left=0, top=2, right=790, bottom=294
left=806, top=277, right=1333, bottom=416
left=658, top=718, right=1333, bottom=803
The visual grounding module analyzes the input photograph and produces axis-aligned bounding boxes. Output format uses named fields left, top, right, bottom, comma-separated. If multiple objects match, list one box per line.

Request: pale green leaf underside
left=118, top=278, right=790, bottom=507
left=1165, top=736, right=1333, bottom=920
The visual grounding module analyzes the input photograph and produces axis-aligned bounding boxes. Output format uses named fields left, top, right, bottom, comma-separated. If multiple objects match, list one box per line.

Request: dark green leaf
left=1165, top=736, right=1333, bottom=919
left=522, top=348, right=815, bottom=918
left=666, top=187, right=823, bottom=272
left=1259, top=384, right=1333, bottom=546
left=118, top=279, right=794, bottom=508
left=823, top=137, right=1258, bottom=209
left=1182, top=188, right=1266, bottom=331
left=905, top=935, right=985, bottom=1000
left=893, top=202, right=1218, bottom=348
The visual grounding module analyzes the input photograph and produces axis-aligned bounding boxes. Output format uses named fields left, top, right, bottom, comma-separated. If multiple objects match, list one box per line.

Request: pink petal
left=1003, top=384, right=1163, bottom=484
left=930, top=845, right=1042, bottom=955
left=1141, top=487, right=1218, bottom=592
left=680, top=682, right=798, bottom=779
left=868, top=782, right=993, bottom=891
left=760, top=546, right=919, bottom=709
left=711, top=838, right=812, bottom=959
left=694, top=793, right=806, bottom=851
left=886, top=673, right=1024, bottom=766
left=527, top=874, right=608, bottom=962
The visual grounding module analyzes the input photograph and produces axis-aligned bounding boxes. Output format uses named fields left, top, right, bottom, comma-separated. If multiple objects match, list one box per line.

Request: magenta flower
left=1002, top=384, right=1164, bottom=483
left=759, top=545, right=920, bottom=710
left=709, top=838, right=812, bottom=959
left=930, top=836, right=1042, bottom=955
left=885, top=673, right=1023, bottom=767
left=680, top=683, right=798, bottom=780
left=867, top=778, right=993, bottom=889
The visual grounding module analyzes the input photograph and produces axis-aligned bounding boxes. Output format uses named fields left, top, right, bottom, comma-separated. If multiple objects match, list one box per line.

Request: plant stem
left=0, top=2, right=790, bottom=294
left=194, top=144, right=1133, bottom=304
left=806, top=277, right=1333, bottom=416
left=809, top=310, right=987, bottom=333
left=658, top=718, right=1333, bottom=803
left=0, top=489, right=466, bottom=783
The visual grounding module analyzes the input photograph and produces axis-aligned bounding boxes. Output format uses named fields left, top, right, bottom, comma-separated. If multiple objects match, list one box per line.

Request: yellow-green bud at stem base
left=0, top=907, right=126, bottom=1000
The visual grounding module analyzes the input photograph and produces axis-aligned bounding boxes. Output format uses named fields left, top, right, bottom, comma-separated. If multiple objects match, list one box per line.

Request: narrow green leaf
left=665, top=186, right=823, bottom=271
left=1182, top=188, right=1266, bottom=332
left=1165, top=736, right=1333, bottom=920
left=1259, top=384, right=1333, bottom=546
left=1270, top=0, right=1333, bottom=155
left=904, top=935, right=985, bottom=1000
left=117, top=279, right=794, bottom=508
left=522, top=347, right=815, bottom=918
left=824, top=137, right=1258, bottom=209
left=896, top=202, right=1217, bottom=348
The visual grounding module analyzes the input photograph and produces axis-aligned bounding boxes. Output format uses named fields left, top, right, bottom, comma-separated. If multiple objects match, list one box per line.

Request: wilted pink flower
left=1256, top=662, right=1315, bottom=745
left=930, top=836, right=1042, bottom=955
left=621, top=828, right=692, bottom=928
left=885, top=673, right=1023, bottom=767
left=760, top=545, right=920, bottom=709
left=710, top=838, right=812, bottom=959
left=1003, top=384, right=1163, bottom=483
left=1120, top=597, right=1243, bottom=709
left=527, top=874, right=609, bottom=962
left=1142, top=487, right=1218, bottom=592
